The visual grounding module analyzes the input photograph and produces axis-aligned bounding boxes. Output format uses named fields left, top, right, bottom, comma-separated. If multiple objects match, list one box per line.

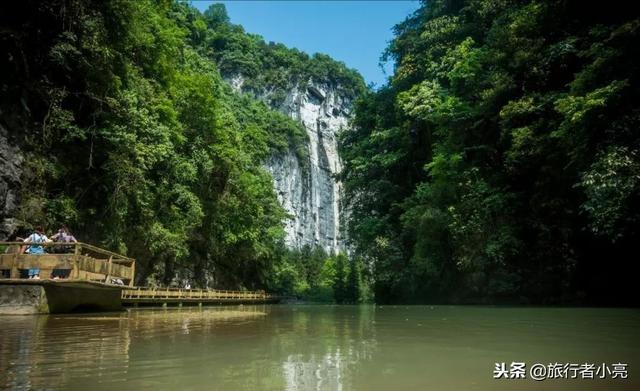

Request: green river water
left=0, top=305, right=638, bottom=390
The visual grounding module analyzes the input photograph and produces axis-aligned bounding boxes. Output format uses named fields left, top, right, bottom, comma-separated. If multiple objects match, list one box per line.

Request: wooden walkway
left=121, top=286, right=278, bottom=306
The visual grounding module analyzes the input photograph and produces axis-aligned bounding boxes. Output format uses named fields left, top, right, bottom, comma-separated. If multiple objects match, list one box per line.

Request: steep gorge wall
left=268, top=83, right=352, bottom=255
left=231, top=77, right=353, bottom=254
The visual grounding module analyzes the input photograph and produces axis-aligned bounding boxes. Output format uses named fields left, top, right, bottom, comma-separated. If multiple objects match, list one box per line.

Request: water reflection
left=0, top=305, right=378, bottom=391
left=0, top=306, right=270, bottom=390
left=278, top=306, right=376, bottom=391
left=1, top=305, right=638, bottom=391
left=0, top=312, right=131, bottom=390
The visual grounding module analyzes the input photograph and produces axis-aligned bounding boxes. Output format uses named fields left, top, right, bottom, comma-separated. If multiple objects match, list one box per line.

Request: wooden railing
left=1, top=242, right=276, bottom=301
left=0, top=242, right=135, bottom=286
left=122, top=286, right=270, bottom=301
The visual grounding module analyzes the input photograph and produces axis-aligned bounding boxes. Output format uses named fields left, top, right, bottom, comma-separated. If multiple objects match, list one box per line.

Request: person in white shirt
left=23, top=226, right=51, bottom=279
left=24, top=226, right=50, bottom=255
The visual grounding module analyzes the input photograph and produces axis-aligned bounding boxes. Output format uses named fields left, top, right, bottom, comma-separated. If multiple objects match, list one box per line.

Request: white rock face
left=260, top=81, right=352, bottom=254
left=229, top=74, right=245, bottom=91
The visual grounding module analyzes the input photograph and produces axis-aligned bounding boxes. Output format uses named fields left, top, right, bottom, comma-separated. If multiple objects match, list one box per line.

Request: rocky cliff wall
left=234, top=79, right=352, bottom=254
left=0, top=125, right=22, bottom=239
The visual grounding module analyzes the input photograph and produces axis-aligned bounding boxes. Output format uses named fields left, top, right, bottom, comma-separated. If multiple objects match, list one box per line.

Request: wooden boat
left=0, top=242, right=277, bottom=314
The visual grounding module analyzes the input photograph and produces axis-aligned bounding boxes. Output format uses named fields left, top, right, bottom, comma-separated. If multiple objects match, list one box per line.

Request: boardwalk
left=121, top=287, right=278, bottom=306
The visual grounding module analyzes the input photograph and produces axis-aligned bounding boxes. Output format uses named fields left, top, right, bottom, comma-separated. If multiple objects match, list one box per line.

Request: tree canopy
left=340, top=0, right=640, bottom=304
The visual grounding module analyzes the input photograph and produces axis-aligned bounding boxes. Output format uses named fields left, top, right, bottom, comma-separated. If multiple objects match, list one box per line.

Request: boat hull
left=0, top=280, right=123, bottom=315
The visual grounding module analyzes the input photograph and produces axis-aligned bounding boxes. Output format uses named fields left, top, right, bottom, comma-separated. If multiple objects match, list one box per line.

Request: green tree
left=341, top=0, right=640, bottom=304
left=345, top=258, right=361, bottom=303
left=333, top=253, right=348, bottom=303
left=203, top=3, right=229, bottom=29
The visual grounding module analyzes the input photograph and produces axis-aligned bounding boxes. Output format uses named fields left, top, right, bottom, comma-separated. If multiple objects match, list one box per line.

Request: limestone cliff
left=268, top=82, right=352, bottom=254
left=230, top=77, right=353, bottom=254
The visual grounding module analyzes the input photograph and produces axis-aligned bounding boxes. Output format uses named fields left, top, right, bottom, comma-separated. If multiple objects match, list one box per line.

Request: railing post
left=10, top=253, right=19, bottom=279
left=129, top=261, right=135, bottom=287
left=72, top=243, right=81, bottom=280
left=105, top=255, right=113, bottom=284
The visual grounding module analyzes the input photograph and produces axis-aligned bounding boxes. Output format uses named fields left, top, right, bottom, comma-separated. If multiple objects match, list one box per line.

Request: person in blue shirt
left=23, top=226, right=50, bottom=279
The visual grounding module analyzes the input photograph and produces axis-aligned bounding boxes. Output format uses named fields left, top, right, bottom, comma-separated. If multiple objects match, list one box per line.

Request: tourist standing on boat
left=51, top=225, right=77, bottom=253
left=23, top=226, right=51, bottom=279
left=24, top=226, right=50, bottom=254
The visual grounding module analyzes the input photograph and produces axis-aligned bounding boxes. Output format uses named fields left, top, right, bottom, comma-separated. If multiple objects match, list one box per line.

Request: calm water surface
left=0, top=305, right=638, bottom=390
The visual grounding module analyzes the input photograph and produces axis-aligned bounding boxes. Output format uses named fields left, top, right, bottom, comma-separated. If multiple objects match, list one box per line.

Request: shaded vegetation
left=268, top=246, right=368, bottom=303
left=340, top=0, right=640, bottom=305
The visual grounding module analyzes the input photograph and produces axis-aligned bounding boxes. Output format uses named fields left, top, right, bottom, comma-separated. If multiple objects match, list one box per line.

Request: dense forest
left=1, top=0, right=639, bottom=305
left=341, top=0, right=640, bottom=304
left=0, top=0, right=363, bottom=299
